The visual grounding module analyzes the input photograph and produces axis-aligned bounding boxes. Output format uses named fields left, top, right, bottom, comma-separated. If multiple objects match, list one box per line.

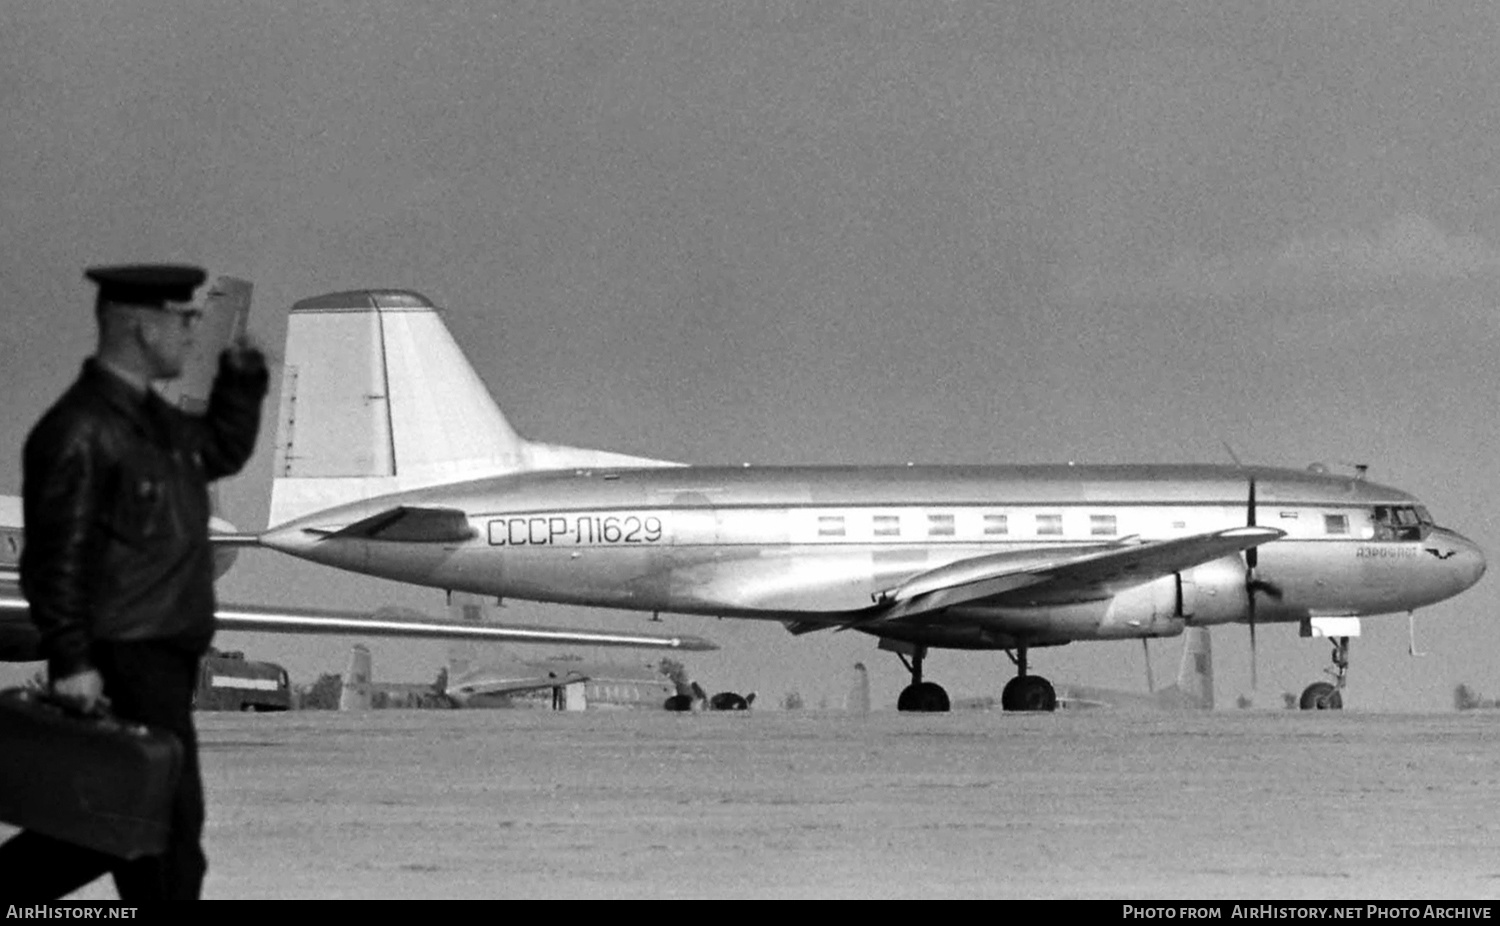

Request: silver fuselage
left=262, top=464, right=1486, bottom=651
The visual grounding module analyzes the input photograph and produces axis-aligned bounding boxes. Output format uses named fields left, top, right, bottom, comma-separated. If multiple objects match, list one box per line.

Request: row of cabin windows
left=816, top=512, right=1120, bottom=538
left=816, top=512, right=1366, bottom=539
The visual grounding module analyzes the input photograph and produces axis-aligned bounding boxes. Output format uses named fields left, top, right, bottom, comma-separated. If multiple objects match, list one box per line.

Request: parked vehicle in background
left=195, top=649, right=291, bottom=712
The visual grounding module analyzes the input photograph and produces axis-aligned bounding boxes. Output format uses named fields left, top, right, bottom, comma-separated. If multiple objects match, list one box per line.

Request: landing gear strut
left=1299, top=636, right=1348, bottom=710
left=1001, top=646, right=1057, bottom=712
left=895, top=646, right=950, bottom=712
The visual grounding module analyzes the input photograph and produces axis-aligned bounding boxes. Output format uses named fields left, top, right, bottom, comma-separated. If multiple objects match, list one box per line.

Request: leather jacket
left=20, top=353, right=268, bottom=677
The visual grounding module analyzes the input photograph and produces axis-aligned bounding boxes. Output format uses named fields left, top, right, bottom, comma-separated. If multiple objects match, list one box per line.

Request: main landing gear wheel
left=1298, top=635, right=1350, bottom=711
left=894, top=645, right=952, bottom=712
left=1001, top=675, right=1057, bottom=712
left=1299, top=681, right=1343, bottom=710
left=897, top=681, right=951, bottom=712
left=1001, top=646, right=1057, bottom=712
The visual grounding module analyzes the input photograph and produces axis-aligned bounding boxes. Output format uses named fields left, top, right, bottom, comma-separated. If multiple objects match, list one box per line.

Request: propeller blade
left=1245, top=477, right=1259, bottom=690
left=1248, top=595, right=1259, bottom=691
left=1246, top=478, right=1258, bottom=568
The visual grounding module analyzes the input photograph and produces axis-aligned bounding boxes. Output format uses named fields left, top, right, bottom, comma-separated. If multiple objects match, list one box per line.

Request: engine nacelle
left=1180, top=556, right=1253, bottom=626
left=1096, top=575, right=1185, bottom=639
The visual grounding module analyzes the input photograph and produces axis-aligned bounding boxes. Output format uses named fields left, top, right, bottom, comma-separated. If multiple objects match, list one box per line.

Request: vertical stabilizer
left=1171, top=627, right=1214, bottom=710
left=268, top=289, right=679, bottom=527
left=339, top=644, right=373, bottom=712
left=447, top=591, right=490, bottom=682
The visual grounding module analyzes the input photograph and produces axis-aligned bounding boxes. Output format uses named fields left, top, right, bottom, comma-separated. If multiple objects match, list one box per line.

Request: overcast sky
left=3, top=1, right=1498, bottom=710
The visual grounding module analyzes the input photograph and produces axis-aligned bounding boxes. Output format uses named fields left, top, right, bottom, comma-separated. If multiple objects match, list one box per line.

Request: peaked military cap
left=85, top=264, right=207, bottom=306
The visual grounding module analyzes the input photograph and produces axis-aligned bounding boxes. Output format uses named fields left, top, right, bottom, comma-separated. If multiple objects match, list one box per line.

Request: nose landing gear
left=1299, top=636, right=1349, bottom=710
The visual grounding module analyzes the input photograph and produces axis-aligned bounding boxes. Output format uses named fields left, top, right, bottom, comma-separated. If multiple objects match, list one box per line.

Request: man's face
left=135, top=300, right=203, bottom=381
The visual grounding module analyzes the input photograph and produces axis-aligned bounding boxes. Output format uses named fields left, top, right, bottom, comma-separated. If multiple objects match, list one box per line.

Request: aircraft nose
left=1438, top=530, right=1486, bottom=593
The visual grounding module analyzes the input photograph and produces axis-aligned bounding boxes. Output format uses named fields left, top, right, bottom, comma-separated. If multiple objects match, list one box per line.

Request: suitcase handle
left=5, top=688, right=148, bottom=737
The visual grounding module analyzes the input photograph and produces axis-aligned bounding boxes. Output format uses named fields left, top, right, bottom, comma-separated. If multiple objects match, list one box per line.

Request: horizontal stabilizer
left=213, top=604, right=719, bottom=651
left=323, top=506, right=476, bottom=543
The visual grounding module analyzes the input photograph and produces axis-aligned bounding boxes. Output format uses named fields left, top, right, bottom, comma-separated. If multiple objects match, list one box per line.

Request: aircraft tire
left=1001, top=675, right=1058, bottom=712
left=709, top=692, right=750, bottom=711
left=1299, top=682, right=1343, bottom=710
left=896, top=681, right=950, bottom=712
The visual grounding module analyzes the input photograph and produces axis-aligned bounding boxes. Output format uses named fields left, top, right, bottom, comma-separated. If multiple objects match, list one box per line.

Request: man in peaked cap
left=0, top=264, right=269, bottom=900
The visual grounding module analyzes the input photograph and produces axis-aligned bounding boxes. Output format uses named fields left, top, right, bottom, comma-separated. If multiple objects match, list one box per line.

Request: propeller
left=1242, top=478, right=1285, bottom=691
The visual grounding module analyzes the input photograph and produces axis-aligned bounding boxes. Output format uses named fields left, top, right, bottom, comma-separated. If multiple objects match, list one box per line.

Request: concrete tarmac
left=8, top=709, right=1500, bottom=899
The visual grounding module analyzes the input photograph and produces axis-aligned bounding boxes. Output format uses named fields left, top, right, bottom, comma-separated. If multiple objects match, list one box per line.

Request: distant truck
left=195, top=649, right=292, bottom=712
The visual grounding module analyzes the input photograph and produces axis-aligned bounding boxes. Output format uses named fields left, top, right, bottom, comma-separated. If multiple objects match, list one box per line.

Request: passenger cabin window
left=983, top=514, right=1008, bottom=536
left=873, top=514, right=900, bottom=537
left=1090, top=514, right=1117, bottom=537
left=1036, top=514, right=1063, bottom=536
left=1371, top=506, right=1425, bottom=541
left=818, top=516, right=845, bottom=538
left=1323, top=514, right=1349, bottom=536
left=927, top=514, right=955, bottom=537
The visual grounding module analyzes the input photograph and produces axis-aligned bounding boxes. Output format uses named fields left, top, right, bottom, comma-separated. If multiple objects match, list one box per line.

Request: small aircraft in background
left=251, top=289, right=1484, bottom=713
left=1056, top=626, right=1214, bottom=711
left=338, top=592, right=749, bottom=711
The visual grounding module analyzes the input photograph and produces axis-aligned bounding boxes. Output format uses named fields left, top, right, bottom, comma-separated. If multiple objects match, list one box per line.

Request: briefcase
left=0, top=687, right=183, bottom=859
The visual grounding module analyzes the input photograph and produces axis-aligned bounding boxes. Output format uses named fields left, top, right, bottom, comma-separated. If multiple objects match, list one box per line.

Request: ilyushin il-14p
left=255, top=289, right=1486, bottom=712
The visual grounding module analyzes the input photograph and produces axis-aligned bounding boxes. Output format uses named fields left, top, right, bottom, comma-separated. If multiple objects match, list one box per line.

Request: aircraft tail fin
left=1168, top=626, right=1214, bottom=710
left=339, top=644, right=373, bottom=712
left=268, top=290, right=679, bottom=527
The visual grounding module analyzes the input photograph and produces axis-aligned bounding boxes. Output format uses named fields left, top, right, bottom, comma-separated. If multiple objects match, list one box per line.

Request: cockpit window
left=1372, top=506, right=1426, bottom=541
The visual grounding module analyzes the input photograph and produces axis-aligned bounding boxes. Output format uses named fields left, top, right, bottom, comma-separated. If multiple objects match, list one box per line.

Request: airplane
left=1055, top=626, right=1214, bottom=711
left=0, top=279, right=716, bottom=666
left=252, top=288, right=1487, bottom=713
left=339, top=640, right=676, bottom=711
left=338, top=592, right=750, bottom=711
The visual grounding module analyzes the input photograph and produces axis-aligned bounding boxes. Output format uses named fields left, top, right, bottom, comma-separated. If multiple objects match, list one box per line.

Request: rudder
left=268, top=289, right=679, bottom=527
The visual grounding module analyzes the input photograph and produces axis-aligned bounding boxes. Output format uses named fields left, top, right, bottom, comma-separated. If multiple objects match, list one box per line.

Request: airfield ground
left=9, top=709, right=1499, bottom=899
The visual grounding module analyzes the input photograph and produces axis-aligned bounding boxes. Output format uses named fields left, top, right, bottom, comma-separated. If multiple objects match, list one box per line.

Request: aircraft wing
left=860, top=526, right=1284, bottom=625
left=0, top=591, right=717, bottom=662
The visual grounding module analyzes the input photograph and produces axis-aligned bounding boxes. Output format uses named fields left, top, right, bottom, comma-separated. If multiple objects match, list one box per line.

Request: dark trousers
left=0, top=641, right=206, bottom=901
